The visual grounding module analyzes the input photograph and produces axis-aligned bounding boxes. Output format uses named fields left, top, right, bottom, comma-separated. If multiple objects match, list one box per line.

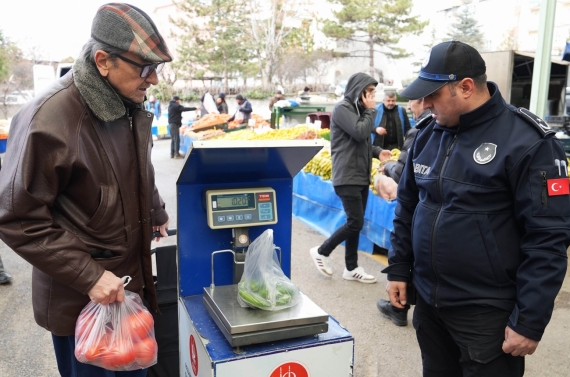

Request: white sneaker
left=342, top=266, right=377, bottom=284
left=310, top=246, right=332, bottom=277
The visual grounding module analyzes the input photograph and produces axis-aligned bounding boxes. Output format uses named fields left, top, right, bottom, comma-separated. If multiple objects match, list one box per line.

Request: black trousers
left=319, top=184, right=368, bottom=271
left=413, top=295, right=524, bottom=377
left=169, top=123, right=180, bottom=157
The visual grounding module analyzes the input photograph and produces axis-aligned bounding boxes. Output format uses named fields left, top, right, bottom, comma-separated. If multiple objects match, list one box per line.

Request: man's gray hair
left=384, top=91, right=397, bottom=99
left=80, top=38, right=126, bottom=65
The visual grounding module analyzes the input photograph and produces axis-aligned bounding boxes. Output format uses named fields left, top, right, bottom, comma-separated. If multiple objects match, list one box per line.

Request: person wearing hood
left=216, top=92, right=228, bottom=114
left=0, top=3, right=171, bottom=375
left=228, top=94, right=253, bottom=124
left=309, top=72, right=378, bottom=284
left=168, top=95, right=198, bottom=159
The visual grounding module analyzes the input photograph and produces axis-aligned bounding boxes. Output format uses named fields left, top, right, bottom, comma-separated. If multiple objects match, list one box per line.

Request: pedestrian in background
left=269, top=90, right=285, bottom=111
left=228, top=94, right=253, bottom=124
left=373, top=91, right=411, bottom=151
left=381, top=98, right=429, bottom=184
left=146, top=94, right=161, bottom=120
left=168, top=95, right=198, bottom=159
left=0, top=4, right=172, bottom=376
left=384, top=40, right=570, bottom=376
left=309, top=72, right=378, bottom=284
left=216, top=92, right=228, bottom=114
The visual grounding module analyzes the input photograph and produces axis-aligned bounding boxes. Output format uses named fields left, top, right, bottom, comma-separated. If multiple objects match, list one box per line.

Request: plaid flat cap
left=91, top=3, right=172, bottom=62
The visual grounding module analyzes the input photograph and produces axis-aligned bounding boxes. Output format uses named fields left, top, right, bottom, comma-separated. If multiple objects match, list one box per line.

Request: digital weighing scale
left=176, top=140, right=355, bottom=377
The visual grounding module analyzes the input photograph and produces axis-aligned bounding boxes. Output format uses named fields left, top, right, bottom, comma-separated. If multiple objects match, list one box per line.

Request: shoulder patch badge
left=517, top=108, right=555, bottom=137
left=473, top=143, right=497, bottom=164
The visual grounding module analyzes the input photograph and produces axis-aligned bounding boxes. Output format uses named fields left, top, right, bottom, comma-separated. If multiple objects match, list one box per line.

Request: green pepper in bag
left=236, top=229, right=302, bottom=311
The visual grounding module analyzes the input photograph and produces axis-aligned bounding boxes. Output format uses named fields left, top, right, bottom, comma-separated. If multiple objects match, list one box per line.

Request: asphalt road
left=1, top=138, right=570, bottom=376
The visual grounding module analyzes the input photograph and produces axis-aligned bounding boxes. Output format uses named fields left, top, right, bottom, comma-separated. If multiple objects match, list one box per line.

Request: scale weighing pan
left=203, top=284, right=329, bottom=347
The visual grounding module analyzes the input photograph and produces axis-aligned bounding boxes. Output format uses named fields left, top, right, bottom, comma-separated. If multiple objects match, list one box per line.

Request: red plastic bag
left=74, top=285, right=158, bottom=371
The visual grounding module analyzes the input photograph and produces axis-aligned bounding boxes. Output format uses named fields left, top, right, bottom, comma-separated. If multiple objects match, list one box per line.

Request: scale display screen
left=205, top=187, right=278, bottom=229
left=216, top=194, right=254, bottom=210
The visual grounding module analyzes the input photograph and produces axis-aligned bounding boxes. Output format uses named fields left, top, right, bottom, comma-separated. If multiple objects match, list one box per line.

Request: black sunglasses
left=114, top=54, right=164, bottom=78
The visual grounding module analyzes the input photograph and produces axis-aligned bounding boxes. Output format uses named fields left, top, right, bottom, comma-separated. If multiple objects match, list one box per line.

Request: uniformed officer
left=383, top=41, right=570, bottom=377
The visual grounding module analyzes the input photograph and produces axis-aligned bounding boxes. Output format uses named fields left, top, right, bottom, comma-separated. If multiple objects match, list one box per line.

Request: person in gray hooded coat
left=309, top=72, right=379, bottom=283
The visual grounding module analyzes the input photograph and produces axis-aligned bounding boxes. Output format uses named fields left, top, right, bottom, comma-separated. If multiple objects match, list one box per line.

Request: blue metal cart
left=176, top=139, right=355, bottom=377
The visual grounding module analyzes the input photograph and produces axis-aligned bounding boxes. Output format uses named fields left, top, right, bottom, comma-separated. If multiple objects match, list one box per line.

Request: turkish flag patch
left=547, top=178, right=570, bottom=196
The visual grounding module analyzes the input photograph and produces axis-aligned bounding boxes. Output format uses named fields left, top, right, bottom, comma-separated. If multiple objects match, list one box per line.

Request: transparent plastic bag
left=237, top=229, right=302, bottom=311
left=74, top=283, right=157, bottom=371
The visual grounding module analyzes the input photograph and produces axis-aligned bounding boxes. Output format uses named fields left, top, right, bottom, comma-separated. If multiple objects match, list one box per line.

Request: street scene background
left=3, top=0, right=570, bottom=376
left=1, top=138, right=570, bottom=377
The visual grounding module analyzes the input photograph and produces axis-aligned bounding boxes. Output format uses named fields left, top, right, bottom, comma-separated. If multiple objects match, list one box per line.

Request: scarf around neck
left=73, top=49, right=129, bottom=122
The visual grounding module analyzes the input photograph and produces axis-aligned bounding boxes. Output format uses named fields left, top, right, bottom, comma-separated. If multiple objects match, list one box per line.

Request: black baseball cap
left=401, top=41, right=486, bottom=100
left=173, top=95, right=180, bottom=101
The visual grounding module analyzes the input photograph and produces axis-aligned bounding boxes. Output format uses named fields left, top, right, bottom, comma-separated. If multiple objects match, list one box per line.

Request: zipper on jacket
left=431, top=134, right=458, bottom=307
left=129, top=117, right=133, bottom=131
left=541, top=171, right=548, bottom=207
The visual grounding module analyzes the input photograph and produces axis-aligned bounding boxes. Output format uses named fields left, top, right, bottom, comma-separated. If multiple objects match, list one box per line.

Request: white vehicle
left=3, top=92, right=32, bottom=105
left=33, top=63, right=73, bottom=97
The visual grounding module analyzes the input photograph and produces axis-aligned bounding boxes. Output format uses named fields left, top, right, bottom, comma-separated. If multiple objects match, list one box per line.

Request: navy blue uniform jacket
left=385, top=82, right=570, bottom=341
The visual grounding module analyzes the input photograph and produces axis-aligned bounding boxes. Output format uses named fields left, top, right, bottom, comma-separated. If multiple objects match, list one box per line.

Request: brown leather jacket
left=0, top=70, right=168, bottom=336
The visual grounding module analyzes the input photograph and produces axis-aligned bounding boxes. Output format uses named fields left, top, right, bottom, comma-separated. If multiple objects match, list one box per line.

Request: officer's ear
left=458, top=78, right=475, bottom=99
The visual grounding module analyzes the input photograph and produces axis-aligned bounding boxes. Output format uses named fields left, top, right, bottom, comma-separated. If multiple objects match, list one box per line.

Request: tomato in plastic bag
left=74, top=290, right=158, bottom=371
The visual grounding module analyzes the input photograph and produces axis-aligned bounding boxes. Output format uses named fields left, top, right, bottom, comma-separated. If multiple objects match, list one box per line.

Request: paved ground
left=1, top=138, right=570, bottom=376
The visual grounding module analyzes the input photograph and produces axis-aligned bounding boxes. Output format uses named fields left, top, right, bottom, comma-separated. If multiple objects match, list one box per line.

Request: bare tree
left=244, top=0, right=308, bottom=90
left=308, top=49, right=334, bottom=89
left=0, top=31, right=32, bottom=119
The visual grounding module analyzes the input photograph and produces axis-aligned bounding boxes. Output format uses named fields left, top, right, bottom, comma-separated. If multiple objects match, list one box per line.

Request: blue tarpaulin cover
left=292, top=171, right=397, bottom=253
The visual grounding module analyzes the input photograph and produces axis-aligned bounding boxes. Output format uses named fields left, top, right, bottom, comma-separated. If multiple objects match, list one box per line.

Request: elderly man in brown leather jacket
left=0, top=4, right=171, bottom=376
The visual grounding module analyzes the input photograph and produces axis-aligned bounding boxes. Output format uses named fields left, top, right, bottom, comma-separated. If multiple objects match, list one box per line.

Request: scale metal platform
left=203, top=284, right=329, bottom=347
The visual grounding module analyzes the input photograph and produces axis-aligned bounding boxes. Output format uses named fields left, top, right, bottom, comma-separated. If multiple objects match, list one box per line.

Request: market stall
left=176, top=139, right=355, bottom=376
left=271, top=106, right=326, bottom=128
left=293, top=171, right=397, bottom=253
left=178, top=125, right=398, bottom=254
